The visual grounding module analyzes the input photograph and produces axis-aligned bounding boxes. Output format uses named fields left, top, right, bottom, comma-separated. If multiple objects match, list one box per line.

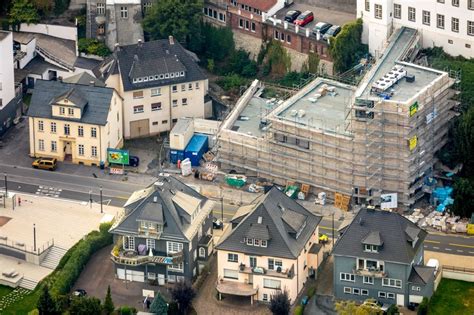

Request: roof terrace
left=272, top=79, right=354, bottom=135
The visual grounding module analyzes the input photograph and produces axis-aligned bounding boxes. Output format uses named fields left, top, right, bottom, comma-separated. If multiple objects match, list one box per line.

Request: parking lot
left=273, top=3, right=356, bottom=31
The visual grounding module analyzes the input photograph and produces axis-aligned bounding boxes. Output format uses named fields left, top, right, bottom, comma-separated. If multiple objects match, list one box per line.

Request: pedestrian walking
left=18, top=196, right=21, bottom=206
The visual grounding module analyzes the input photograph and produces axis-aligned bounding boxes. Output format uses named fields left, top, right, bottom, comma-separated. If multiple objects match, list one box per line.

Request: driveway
left=193, top=256, right=271, bottom=315
left=73, top=245, right=171, bottom=309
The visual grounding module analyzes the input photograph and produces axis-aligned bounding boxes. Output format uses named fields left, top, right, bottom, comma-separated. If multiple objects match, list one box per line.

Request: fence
left=442, top=265, right=474, bottom=282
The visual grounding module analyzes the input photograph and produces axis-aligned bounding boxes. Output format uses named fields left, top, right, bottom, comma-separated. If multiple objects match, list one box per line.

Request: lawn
left=429, top=279, right=474, bottom=315
left=0, top=285, right=13, bottom=298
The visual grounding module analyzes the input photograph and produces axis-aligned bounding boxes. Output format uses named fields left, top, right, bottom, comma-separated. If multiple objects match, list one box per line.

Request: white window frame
left=408, top=7, right=416, bottom=22
left=223, top=268, right=239, bottom=279
left=261, top=240, right=267, bottom=247
left=374, top=4, right=382, bottom=19
left=387, top=292, right=395, bottom=299
left=38, top=120, right=44, bottom=131
left=120, top=6, right=128, bottom=18
left=64, top=124, right=70, bottom=135
left=38, top=139, right=45, bottom=151
left=343, top=287, right=352, bottom=294
left=340, top=273, right=355, bottom=282
left=363, top=276, right=374, bottom=285
left=146, top=238, right=155, bottom=250
left=167, top=241, right=183, bottom=254
left=51, top=141, right=57, bottom=152
left=378, top=291, right=386, bottom=298
left=199, top=247, right=206, bottom=258
left=365, top=0, right=370, bottom=11
left=263, top=294, right=268, bottom=301
left=78, top=125, right=84, bottom=137
left=361, top=289, right=369, bottom=296
left=394, top=3, right=401, bottom=19
left=452, top=17, right=459, bottom=32
left=468, top=21, right=474, bottom=36
left=91, top=146, right=98, bottom=157
left=352, top=288, right=361, bottom=295
left=469, top=0, right=474, bottom=9
left=412, top=285, right=421, bottom=291
left=91, top=127, right=97, bottom=138
left=382, top=278, right=402, bottom=288
left=422, top=10, right=430, bottom=25
left=227, top=253, right=238, bottom=262
left=51, top=122, right=57, bottom=133
left=78, top=144, right=84, bottom=156
left=263, top=278, right=281, bottom=289
left=437, top=14, right=445, bottom=29
left=133, top=105, right=144, bottom=114
left=247, top=238, right=253, bottom=245
left=97, top=2, right=105, bottom=15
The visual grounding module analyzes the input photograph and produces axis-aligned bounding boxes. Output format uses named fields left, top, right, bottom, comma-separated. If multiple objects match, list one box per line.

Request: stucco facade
left=28, top=83, right=123, bottom=166
left=0, top=31, right=15, bottom=109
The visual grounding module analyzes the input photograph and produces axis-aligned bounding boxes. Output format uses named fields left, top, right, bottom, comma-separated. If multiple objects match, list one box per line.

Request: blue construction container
left=169, top=149, right=185, bottom=164
left=184, top=134, right=209, bottom=166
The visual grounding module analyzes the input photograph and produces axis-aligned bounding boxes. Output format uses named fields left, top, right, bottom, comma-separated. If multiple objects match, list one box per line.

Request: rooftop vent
left=169, top=35, right=174, bottom=45
left=153, top=196, right=158, bottom=203
left=257, top=216, right=263, bottom=224
left=405, top=74, right=415, bottom=83
left=277, top=202, right=285, bottom=212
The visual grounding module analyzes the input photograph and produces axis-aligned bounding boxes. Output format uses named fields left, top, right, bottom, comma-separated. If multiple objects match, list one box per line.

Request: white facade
left=0, top=31, right=15, bottom=109
left=357, top=0, right=474, bottom=58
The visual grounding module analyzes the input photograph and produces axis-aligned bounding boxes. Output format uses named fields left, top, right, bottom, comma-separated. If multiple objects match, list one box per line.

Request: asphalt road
left=1, top=162, right=473, bottom=256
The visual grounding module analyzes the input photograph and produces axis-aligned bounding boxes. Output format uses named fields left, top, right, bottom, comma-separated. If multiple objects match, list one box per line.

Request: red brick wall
left=228, top=9, right=264, bottom=39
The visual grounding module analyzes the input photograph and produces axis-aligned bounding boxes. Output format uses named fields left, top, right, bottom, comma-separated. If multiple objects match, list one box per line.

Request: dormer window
left=180, top=71, right=185, bottom=77
left=170, top=73, right=175, bottom=78
left=261, top=240, right=267, bottom=247
left=59, top=107, right=65, bottom=115
left=68, top=108, right=74, bottom=116
left=165, top=73, right=170, bottom=79
left=247, top=238, right=253, bottom=245
left=143, top=77, right=148, bottom=82
left=138, top=77, right=143, bottom=82
left=160, top=74, right=164, bottom=79
left=364, top=244, right=378, bottom=253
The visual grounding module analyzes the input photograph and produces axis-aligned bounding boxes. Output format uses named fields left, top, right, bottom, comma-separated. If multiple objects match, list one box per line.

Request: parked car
left=73, top=289, right=87, bottom=297
left=312, top=22, right=333, bottom=36
left=323, top=25, right=341, bottom=40
left=284, top=10, right=301, bottom=23
left=213, top=217, right=223, bottom=229
left=129, top=155, right=140, bottom=167
left=32, top=158, right=57, bottom=171
left=362, top=300, right=389, bottom=313
left=294, top=10, right=314, bottom=26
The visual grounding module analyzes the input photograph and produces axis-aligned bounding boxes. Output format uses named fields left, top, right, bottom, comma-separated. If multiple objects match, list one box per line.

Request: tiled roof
left=217, top=187, right=322, bottom=259
left=361, top=231, right=383, bottom=246
left=110, top=175, right=212, bottom=241
left=114, top=39, right=207, bottom=92
left=332, top=208, right=428, bottom=264
left=238, top=0, right=277, bottom=12
left=27, top=80, right=114, bottom=126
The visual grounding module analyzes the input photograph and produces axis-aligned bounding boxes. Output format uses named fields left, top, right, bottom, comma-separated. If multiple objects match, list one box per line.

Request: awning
left=216, top=280, right=258, bottom=297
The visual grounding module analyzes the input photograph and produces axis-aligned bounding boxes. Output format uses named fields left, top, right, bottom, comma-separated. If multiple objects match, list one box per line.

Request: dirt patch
left=0, top=216, right=11, bottom=227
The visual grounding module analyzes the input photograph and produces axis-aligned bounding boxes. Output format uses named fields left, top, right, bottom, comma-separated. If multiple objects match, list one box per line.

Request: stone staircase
left=40, top=246, right=68, bottom=270
left=19, top=278, right=38, bottom=291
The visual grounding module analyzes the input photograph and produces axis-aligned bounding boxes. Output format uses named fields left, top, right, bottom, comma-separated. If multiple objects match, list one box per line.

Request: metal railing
left=0, top=237, right=54, bottom=256
left=443, top=265, right=474, bottom=274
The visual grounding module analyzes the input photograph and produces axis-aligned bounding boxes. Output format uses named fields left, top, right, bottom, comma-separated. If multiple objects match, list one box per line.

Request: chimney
left=168, top=35, right=174, bottom=45
left=89, top=80, right=95, bottom=86
left=114, top=43, right=120, bottom=52
left=137, top=39, right=142, bottom=47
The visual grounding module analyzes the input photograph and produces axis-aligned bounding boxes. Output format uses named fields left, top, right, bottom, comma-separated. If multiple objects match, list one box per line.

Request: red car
left=294, top=10, right=314, bottom=26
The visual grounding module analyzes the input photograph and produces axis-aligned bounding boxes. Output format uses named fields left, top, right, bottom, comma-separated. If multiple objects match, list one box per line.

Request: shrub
left=293, top=305, right=304, bottom=315
left=216, top=74, right=248, bottom=92
left=418, top=297, right=429, bottom=315
left=78, top=38, right=111, bottom=57
left=387, top=304, right=399, bottom=315
left=307, top=287, right=316, bottom=299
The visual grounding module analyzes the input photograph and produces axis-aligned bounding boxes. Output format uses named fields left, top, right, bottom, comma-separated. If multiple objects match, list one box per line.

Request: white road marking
left=469, top=251, right=474, bottom=254
left=445, top=248, right=452, bottom=251
left=457, top=250, right=463, bottom=253
left=433, top=246, right=440, bottom=249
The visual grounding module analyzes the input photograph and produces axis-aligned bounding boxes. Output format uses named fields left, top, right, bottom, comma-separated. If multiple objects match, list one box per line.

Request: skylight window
left=170, top=73, right=175, bottom=78
left=165, top=73, right=169, bottom=79
left=180, top=71, right=185, bottom=77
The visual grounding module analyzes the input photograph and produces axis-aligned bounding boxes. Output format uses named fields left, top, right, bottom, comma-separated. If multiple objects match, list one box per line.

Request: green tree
left=69, top=296, right=102, bottom=315
left=335, top=300, right=358, bottom=315
left=329, top=18, right=366, bottom=73
left=143, top=0, right=203, bottom=48
left=150, top=293, right=168, bottom=315
left=37, top=285, right=57, bottom=315
left=8, top=0, right=40, bottom=30
left=53, top=0, right=70, bottom=16
left=269, top=290, right=290, bottom=315
left=417, top=297, right=429, bottom=315
left=455, top=106, right=474, bottom=177
left=387, top=304, right=399, bottom=315
left=171, top=280, right=196, bottom=314
left=200, top=24, right=234, bottom=62
left=102, top=285, right=115, bottom=315
left=266, top=40, right=291, bottom=77
left=307, top=52, right=320, bottom=74
left=452, top=177, right=474, bottom=218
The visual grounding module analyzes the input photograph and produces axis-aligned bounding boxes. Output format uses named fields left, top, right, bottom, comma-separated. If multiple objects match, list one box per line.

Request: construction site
left=216, top=27, right=459, bottom=211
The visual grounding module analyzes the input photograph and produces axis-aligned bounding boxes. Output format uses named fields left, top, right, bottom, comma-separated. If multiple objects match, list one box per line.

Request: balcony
left=353, top=266, right=387, bottom=278
left=110, top=248, right=179, bottom=266
left=238, top=264, right=295, bottom=279
left=137, top=227, right=163, bottom=239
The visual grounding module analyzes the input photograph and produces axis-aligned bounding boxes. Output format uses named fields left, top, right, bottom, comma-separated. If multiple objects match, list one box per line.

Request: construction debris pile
left=405, top=209, right=469, bottom=234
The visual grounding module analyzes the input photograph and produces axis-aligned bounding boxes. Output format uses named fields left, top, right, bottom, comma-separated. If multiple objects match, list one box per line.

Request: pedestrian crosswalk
left=36, top=186, right=62, bottom=198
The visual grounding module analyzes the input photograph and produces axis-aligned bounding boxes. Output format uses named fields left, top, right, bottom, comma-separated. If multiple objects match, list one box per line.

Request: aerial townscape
left=0, top=0, right=474, bottom=314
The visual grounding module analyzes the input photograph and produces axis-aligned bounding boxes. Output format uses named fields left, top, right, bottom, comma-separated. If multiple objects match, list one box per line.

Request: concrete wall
left=0, top=32, right=15, bottom=109
left=19, top=23, right=78, bottom=42
left=442, top=269, right=474, bottom=282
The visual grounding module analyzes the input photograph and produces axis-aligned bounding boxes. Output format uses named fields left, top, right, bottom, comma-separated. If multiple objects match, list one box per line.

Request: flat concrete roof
left=231, top=96, right=279, bottom=137
left=275, top=79, right=353, bottom=135
left=0, top=31, right=10, bottom=41
left=357, top=27, right=443, bottom=103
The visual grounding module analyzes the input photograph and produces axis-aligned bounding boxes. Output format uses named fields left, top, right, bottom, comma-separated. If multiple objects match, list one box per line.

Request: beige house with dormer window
left=215, top=187, right=324, bottom=304
left=27, top=80, right=123, bottom=166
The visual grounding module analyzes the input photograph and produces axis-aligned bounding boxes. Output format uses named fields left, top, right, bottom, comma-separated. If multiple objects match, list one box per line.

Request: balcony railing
left=353, top=266, right=387, bottom=278
left=111, top=249, right=175, bottom=266
left=238, top=264, right=295, bottom=279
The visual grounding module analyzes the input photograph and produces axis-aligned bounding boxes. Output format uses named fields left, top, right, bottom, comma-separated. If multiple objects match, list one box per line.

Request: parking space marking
left=36, top=185, right=61, bottom=198
left=457, top=250, right=464, bottom=253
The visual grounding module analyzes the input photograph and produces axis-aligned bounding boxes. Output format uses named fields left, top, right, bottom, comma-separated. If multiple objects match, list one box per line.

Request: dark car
left=284, top=10, right=301, bottom=23
left=73, top=289, right=87, bottom=297
left=213, top=217, right=223, bottom=229
left=129, top=155, right=140, bottom=167
left=294, top=10, right=314, bottom=26
left=323, top=25, right=341, bottom=41
left=312, top=22, right=333, bottom=36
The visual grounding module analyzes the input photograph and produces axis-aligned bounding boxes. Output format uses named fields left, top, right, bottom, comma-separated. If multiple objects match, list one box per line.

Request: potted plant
left=239, top=263, right=246, bottom=271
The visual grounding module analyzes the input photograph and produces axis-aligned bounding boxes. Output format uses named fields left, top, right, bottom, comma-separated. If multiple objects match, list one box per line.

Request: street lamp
left=220, top=186, right=224, bottom=230
left=100, top=185, right=103, bottom=214
left=33, top=224, right=37, bottom=252
left=4, top=173, right=7, bottom=196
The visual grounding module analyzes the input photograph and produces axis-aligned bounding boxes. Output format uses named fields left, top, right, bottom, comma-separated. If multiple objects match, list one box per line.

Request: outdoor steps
left=40, top=246, right=68, bottom=270
left=19, top=278, right=38, bottom=290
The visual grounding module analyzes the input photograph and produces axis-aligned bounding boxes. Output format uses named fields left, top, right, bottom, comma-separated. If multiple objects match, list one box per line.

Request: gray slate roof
left=54, top=88, right=88, bottom=110
left=110, top=175, right=209, bottom=242
left=114, top=39, right=207, bottom=92
left=27, top=80, right=114, bottom=126
left=281, top=209, right=307, bottom=233
left=245, top=224, right=271, bottom=240
left=63, top=72, right=106, bottom=87
left=332, top=208, right=428, bottom=264
left=361, top=231, right=383, bottom=246
left=409, top=266, right=435, bottom=285
left=216, top=187, right=322, bottom=259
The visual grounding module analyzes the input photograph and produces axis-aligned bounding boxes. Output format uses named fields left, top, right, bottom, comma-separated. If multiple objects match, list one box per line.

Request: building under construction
left=217, top=27, right=459, bottom=210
